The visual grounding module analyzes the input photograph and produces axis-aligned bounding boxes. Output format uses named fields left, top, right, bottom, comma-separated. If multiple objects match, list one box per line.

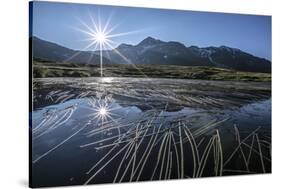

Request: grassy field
left=33, top=60, right=271, bottom=82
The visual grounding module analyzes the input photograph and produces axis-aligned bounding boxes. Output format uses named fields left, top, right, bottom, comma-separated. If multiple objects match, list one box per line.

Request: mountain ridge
left=31, top=36, right=271, bottom=73
left=31, top=36, right=112, bottom=65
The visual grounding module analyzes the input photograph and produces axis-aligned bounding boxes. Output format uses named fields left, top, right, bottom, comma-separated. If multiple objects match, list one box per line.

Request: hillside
left=31, top=36, right=271, bottom=73
left=33, top=60, right=271, bottom=81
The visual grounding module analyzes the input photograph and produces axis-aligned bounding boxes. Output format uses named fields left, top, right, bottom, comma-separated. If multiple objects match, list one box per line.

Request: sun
left=95, top=32, right=107, bottom=44
left=91, top=104, right=112, bottom=125
left=98, top=107, right=108, bottom=116
left=74, top=12, right=144, bottom=78
left=87, top=98, right=119, bottom=127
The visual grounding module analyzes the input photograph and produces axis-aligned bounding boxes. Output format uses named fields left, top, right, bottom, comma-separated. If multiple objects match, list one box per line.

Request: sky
left=30, top=1, right=272, bottom=60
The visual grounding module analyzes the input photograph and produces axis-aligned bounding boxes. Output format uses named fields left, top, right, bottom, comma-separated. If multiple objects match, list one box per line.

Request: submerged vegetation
left=32, top=92, right=271, bottom=186
left=31, top=77, right=271, bottom=187
left=33, top=60, right=271, bottom=82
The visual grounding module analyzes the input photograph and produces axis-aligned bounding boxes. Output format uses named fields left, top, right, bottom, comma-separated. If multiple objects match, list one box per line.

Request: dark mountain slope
left=31, top=36, right=271, bottom=73
left=31, top=37, right=111, bottom=64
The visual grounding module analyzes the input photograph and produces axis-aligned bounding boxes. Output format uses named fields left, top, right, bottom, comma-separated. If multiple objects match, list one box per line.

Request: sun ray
left=104, top=23, right=120, bottom=36
left=107, top=30, right=144, bottom=38
left=76, top=11, right=147, bottom=77
left=63, top=39, right=97, bottom=63
left=104, top=42, right=149, bottom=77
left=103, top=11, right=115, bottom=34
left=88, top=98, right=121, bottom=128
left=98, top=9, right=102, bottom=33
left=72, top=27, right=96, bottom=38
left=89, top=13, right=99, bottom=32
left=87, top=42, right=99, bottom=64
left=76, top=17, right=96, bottom=34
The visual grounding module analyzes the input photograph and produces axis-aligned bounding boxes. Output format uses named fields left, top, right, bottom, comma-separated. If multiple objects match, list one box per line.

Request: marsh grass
left=31, top=79, right=271, bottom=185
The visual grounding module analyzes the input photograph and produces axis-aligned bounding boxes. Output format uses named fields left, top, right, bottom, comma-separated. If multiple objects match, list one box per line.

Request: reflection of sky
left=30, top=1, right=271, bottom=60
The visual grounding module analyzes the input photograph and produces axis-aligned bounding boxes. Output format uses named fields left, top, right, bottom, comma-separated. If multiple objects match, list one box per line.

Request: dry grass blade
left=84, top=141, right=132, bottom=185
left=196, top=136, right=215, bottom=177
left=171, top=132, right=180, bottom=178
left=178, top=124, right=184, bottom=178
left=150, top=133, right=168, bottom=180
left=234, top=126, right=249, bottom=171
left=224, top=127, right=261, bottom=166
left=182, top=125, right=199, bottom=178
left=33, top=123, right=87, bottom=164
left=255, top=134, right=266, bottom=173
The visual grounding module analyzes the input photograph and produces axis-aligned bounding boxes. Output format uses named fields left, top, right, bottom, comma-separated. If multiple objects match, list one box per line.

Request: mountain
left=101, top=37, right=271, bottom=73
left=31, top=37, right=111, bottom=64
left=31, top=36, right=271, bottom=73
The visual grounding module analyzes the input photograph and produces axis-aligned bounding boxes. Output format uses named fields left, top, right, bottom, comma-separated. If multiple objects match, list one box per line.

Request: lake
left=31, top=77, right=271, bottom=187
